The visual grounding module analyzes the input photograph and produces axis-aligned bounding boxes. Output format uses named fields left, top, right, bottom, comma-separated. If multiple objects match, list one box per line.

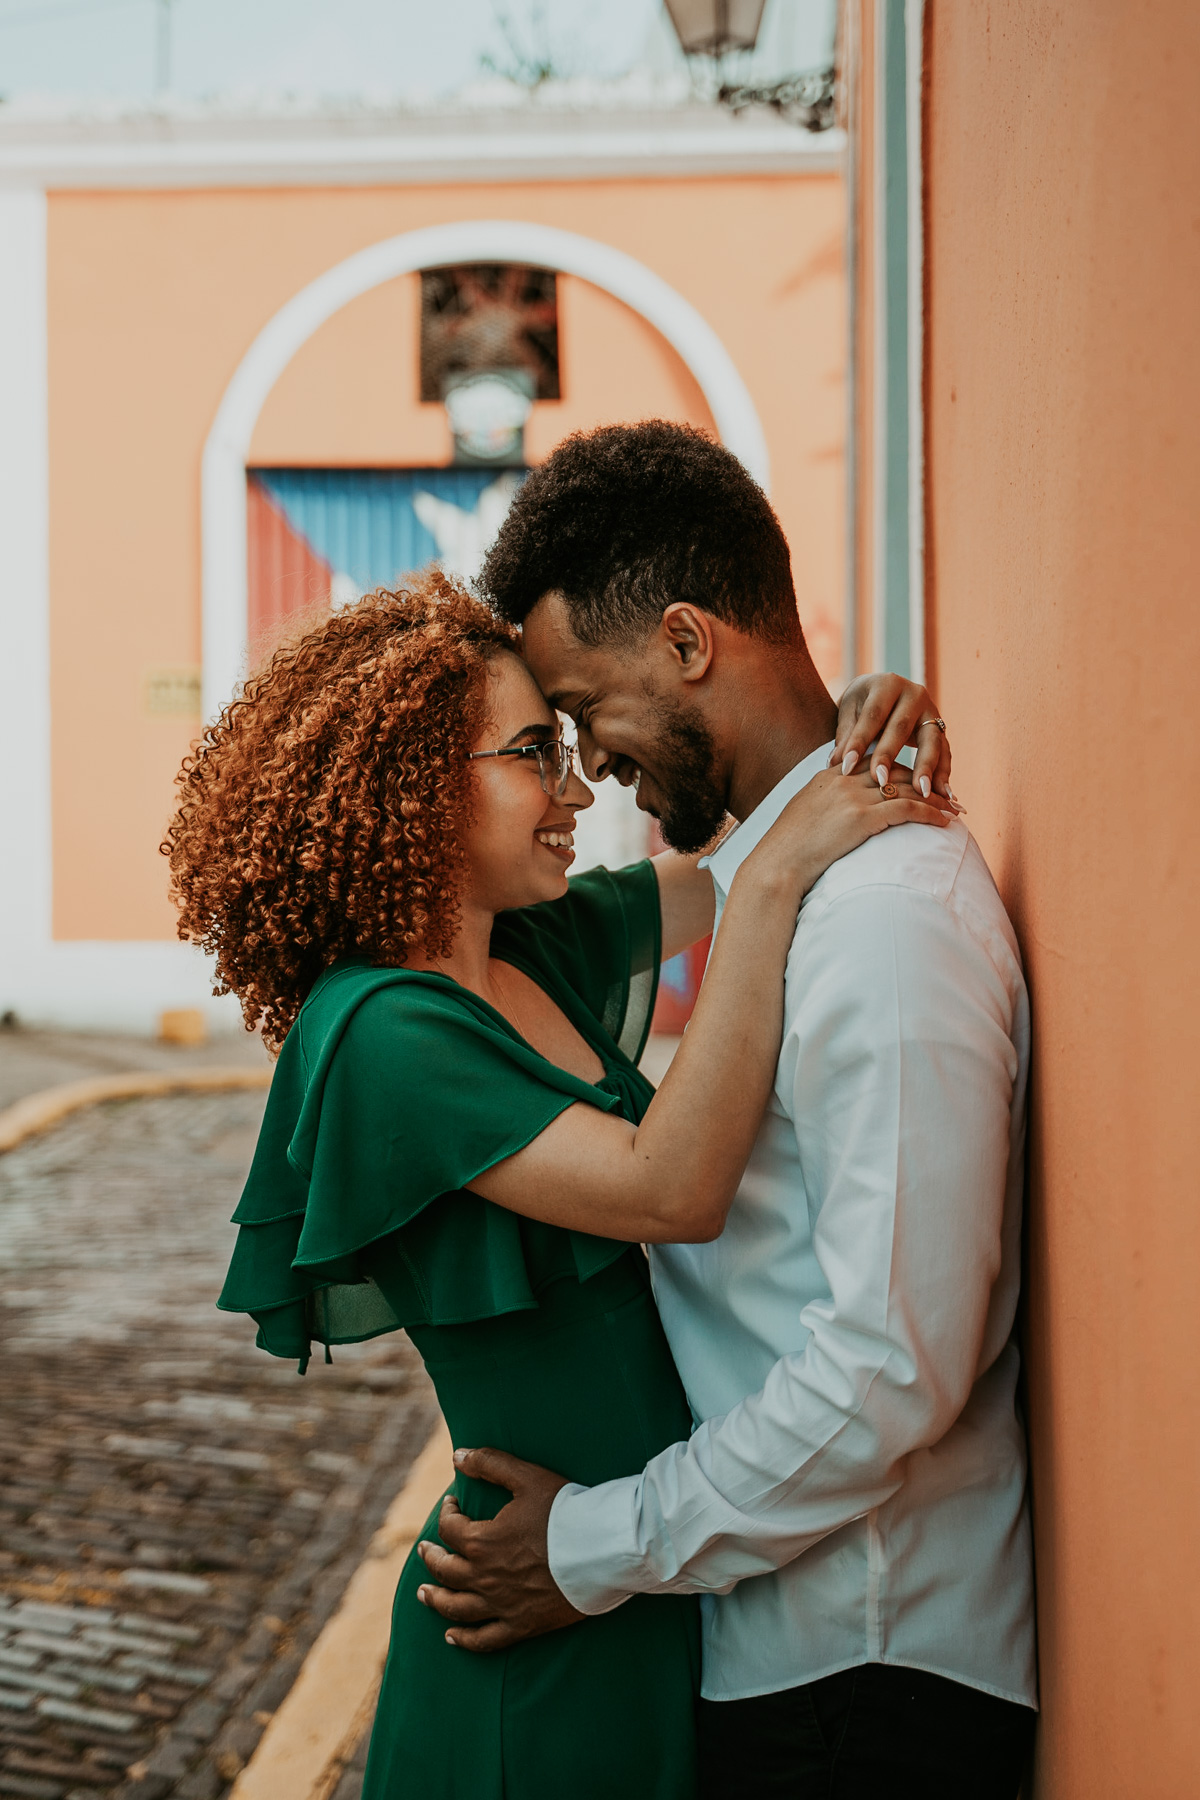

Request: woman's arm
left=652, top=672, right=957, bottom=961
left=469, top=766, right=952, bottom=1244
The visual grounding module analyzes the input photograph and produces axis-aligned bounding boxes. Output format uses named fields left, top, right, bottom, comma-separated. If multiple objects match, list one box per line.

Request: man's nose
left=577, top=729, right=614, bottom=784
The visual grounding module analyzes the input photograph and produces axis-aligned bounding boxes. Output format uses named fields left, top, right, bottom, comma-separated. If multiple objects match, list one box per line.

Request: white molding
left=905, top=0, right=926, bottom=683
left=0, top=190, right=52, bottom=1014
left=0, top=120, right=845, bottom=191
left=202, top=218, right=771, bottom=718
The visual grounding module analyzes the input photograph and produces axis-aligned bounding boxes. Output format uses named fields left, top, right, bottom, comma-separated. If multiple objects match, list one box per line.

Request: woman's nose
left=564, top=768, right=594, bottom=810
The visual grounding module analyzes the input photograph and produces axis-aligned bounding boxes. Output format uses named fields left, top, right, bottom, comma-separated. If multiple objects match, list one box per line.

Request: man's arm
left=545, top=883, right=1021, bottom=1610
left=420, top=880, right=1021, bottom=1642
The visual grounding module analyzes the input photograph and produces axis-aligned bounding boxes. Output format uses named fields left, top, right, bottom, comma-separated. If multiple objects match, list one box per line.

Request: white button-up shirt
left=548, top=744, right=1036, bottom=1707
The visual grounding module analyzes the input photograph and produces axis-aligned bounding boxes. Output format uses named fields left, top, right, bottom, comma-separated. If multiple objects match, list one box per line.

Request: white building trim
left=0, top=191, right=51, bottom=1012
left=0, top=116, right=844, bottom=191
left=202, top=217, right=771, bottom=718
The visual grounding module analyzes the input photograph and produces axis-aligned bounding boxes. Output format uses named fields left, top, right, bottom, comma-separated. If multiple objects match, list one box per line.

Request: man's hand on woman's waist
left=416, top=1446, right=583, bottom=1652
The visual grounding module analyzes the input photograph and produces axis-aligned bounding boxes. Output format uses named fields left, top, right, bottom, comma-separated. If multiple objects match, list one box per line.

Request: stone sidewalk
left=0, top=1076, right=437, bottom=1800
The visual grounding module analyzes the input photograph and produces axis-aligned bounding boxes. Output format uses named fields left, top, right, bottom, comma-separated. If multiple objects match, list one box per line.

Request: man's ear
left=660, top=604, right=715, bottom=685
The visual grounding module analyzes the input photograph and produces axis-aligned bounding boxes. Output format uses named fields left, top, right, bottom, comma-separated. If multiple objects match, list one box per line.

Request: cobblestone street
left=0, top=1087, right=438, bottom=1800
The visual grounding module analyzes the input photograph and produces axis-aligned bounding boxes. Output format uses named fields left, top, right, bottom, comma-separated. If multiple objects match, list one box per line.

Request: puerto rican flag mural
left=247, top=468, right=523, bottom=649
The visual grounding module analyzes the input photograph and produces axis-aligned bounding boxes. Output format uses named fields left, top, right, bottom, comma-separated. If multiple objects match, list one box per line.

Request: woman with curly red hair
left=165, top=569, right=948, bottom=1798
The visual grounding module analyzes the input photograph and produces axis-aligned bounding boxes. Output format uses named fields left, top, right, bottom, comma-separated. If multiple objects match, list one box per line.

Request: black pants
left=697, top=1663, right=1035, bottom=1799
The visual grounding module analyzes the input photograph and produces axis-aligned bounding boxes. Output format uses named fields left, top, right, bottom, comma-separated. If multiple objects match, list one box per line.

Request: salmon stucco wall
left=924, top=5, right=1200, bottom=1793
left=46, top=174, right=844, bottom=942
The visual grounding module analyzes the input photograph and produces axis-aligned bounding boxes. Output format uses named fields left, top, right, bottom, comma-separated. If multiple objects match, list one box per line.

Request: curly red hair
left=163, top=570, right=519, bottom=1047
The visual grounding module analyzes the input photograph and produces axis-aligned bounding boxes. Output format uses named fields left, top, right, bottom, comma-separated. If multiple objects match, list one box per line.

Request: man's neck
left=724, top=660, right=838, bottom=823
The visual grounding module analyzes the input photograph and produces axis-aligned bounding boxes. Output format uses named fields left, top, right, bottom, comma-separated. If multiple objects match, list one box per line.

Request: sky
left=0, top=0, right=837, bottom=109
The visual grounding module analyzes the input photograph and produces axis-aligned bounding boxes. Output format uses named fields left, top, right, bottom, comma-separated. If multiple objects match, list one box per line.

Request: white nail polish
left=919, top=776, right=931, bottom=799
left=842, top=750, right=859, bottom=776
left=876, top=764, right=889, bottom=788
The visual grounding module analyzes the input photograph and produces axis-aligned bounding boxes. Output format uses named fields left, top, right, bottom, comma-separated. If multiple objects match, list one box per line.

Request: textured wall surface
left=925, top=5, right=1200, bottom=1792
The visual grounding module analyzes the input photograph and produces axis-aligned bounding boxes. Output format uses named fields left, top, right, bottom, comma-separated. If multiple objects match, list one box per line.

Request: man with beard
left=417, top=422, right=1037, bottom=1798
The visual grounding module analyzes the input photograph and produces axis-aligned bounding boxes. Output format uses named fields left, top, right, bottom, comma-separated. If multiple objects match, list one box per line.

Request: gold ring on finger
left=880, top=782, right=899, bottom=799
left=916, top=716, right=947, bottom=733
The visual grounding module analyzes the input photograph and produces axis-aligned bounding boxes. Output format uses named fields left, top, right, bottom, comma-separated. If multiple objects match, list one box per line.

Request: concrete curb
left=229, top=1419, right=454, bottom=1800
left=0, top=1066, right=273, bottom=1153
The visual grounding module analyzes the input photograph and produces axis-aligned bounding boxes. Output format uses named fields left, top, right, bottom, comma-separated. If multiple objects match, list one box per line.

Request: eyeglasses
left=468, top=738, right=579, bottom=797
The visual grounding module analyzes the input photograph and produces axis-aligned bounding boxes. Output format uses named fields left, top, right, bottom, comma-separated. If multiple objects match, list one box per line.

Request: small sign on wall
left=145, top=668, right=201, bottom=717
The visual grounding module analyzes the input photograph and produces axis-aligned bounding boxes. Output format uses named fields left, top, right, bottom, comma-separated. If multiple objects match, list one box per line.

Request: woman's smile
left=535, top=825, right=576, bottom=864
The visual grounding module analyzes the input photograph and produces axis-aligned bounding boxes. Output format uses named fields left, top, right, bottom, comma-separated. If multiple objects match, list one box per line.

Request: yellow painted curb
left=0, top=1066, right=273, bottom=1154
left=229, top=1418, right=454, bottom=1800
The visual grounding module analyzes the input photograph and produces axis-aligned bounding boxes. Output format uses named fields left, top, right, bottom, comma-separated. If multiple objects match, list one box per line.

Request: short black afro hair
left=479, top=420, right=803, bottom=649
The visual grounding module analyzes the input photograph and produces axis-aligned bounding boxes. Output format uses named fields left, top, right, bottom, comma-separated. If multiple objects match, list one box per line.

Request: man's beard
left=648, top=700, right=728, bottom=855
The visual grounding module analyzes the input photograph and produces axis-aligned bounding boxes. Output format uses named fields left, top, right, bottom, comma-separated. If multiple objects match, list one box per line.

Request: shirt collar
left=701, top=741, right=836, bottom=899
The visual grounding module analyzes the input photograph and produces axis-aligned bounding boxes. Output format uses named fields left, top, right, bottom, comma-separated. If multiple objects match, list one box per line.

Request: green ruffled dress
left=218, top=862, right=700, bottom=1799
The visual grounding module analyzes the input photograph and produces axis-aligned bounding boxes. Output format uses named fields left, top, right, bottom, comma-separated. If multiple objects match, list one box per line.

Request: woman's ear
left=660, top=604, right=715, bottom=684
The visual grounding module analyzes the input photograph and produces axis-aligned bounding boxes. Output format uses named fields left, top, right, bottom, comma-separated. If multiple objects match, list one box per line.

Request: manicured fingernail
left=418, top=1586, right=429, bottom=1604
left=946, top=786, right=957, bottom=802
left=842, top=750, right=859, bottom=776
left=417, top=1541, right=431, bottom=1557
left=445, top=1632, right=457, bottom=1646
left=918, top=775, right=931, bottom=799
left=453, top=1449, right=470, bottom=1467
left=875, top=764, right=889, bottom=788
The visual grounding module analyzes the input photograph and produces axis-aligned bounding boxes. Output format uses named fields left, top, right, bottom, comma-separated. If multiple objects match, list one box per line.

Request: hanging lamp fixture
left=662, top=0, right=835, bottom=131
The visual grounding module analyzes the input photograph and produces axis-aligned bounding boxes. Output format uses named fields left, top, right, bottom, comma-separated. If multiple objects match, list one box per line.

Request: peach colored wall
left=47, top=173, right=844, bottom=941
left=924, top=5, right=1200, bottom=1794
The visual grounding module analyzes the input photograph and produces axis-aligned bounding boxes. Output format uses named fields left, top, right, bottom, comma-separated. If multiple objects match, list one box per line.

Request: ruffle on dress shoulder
left=217, top=962, right=632, bottom=1370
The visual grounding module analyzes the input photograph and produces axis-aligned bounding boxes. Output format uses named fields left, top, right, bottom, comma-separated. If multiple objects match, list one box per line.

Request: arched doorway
left=201, top=219, right=769, bottom=718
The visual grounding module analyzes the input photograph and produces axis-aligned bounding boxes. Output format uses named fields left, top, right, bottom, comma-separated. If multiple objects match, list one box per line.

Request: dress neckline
left=317, top=952, right=646, bottom=1104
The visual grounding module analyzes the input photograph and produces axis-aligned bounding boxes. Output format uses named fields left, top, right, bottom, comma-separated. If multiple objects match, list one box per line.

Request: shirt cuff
left=546, top=1479, right=643, bottom=1616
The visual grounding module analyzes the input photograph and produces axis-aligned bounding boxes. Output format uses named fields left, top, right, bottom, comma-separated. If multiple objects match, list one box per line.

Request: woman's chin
left=502, top=867, right=571, bottom=910
left=537, top=865, right=572, bottom=899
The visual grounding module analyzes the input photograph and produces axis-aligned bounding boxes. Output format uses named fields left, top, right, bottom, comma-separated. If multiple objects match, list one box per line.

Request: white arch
left=201, top=219, right=770, bottom=719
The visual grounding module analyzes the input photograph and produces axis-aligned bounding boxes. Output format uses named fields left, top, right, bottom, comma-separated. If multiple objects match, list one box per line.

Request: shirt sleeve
left=546, top=883, right=1021, bottom=1610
